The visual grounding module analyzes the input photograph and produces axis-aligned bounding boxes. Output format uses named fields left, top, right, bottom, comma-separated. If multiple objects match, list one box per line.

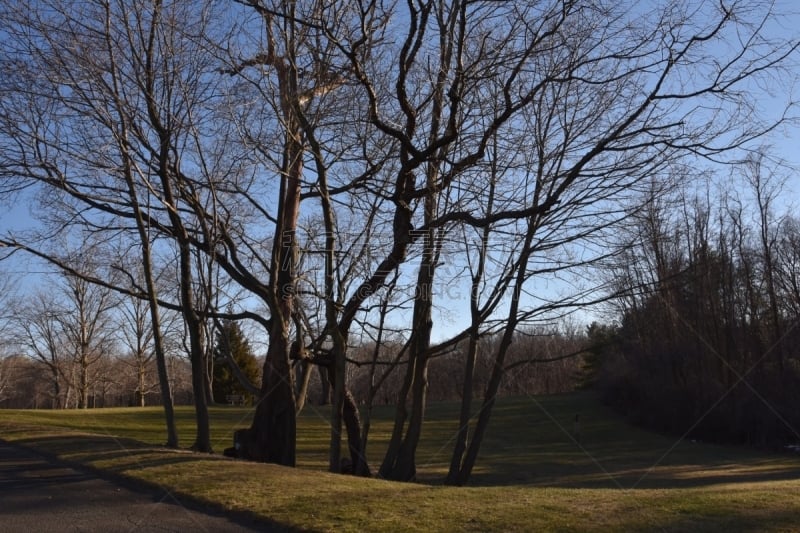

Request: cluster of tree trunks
left=1, top=0, right=796, bottom=485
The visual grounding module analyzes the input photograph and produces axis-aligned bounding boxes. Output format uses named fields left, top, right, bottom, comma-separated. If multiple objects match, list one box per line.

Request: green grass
left=2, top=392, right=800, bottom=531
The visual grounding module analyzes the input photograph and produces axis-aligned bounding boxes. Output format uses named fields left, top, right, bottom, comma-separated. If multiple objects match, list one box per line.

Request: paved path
left=0, top=441, right=280, bottom=532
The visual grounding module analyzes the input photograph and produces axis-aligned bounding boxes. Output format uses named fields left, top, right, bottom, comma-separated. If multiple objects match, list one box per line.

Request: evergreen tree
left=212, top=320, right=259, bottom=405
left=578, top=322, right=620, bottom=390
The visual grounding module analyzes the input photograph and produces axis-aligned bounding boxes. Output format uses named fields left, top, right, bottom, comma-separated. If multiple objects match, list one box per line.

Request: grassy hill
left=1, top=392, right=799, bottom=531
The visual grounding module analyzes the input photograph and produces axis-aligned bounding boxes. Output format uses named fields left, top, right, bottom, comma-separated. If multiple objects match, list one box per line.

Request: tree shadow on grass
left=461, top=430, right=800, bottom=489
left=443, top=393, right=800, bottom=489
left=1, top=436, right=293, bottom=532
left=11, top=433, right=224, bottom=473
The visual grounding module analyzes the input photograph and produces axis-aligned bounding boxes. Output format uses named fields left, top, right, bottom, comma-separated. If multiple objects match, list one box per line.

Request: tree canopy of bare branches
left=0, top=0, right=797, bottom=484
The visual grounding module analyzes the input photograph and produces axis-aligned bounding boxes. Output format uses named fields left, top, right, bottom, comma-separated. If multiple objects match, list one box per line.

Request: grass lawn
left=1, top=392, right=799, bottom=531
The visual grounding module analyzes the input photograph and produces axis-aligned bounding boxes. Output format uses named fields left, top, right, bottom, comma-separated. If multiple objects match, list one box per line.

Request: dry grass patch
left=2, top=393, right=800, bottom=531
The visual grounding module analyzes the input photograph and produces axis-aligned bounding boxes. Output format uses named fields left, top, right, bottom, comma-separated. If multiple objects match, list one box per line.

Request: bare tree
left=57, top=272, right=118, bottom=409
left=741, top=155, right=787, bottom=372
left=0, top=356, right=16, bottom=404
left=1, top=0, right=796, bottom=485
left=15, top=291, right=70, bottom=409
left=379, top=0, right=797, bottom=484
left=11, top=268, right=116, bottom=409
left=207, top=0, right=392, bottom=468
left=776, top=216, right=800, bottom=319
left=116, top=291, right=158, bottom=407
left=0, top=0, right=225, bottom=448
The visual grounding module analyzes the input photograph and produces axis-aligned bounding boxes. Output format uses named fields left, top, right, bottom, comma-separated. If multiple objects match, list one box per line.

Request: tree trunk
left=78, top=347, right=89, bottom=409
left=51, top=370, right=61, bottom=410
left=379, top=167, right=438, bottom=481
left=317, top=365, right=330, bottom=405
left=446, top=330, right=479, bottom=484
left=449, top=223, right=536, bottom=485
left=142, top=252, right=179, bottom=447
left=323, top=357, right=370, bottom=475
left=358, top=287, right=395, bottom=477
left=245, top=52, right=303, bottom=465
left=294, top=358, right=313, bottom=414
left=115, top=106, right=178, bottom=442
left=185, top=304, right=213, bottom=452
left=379, top=281, right=433, bottom=481
left=138, top=363, right=147, bottom=407
left=247, top=321, right=296, bottom=465
left=447, top=161, right=494, bottom=485
left=381, top=288, right=432, bottom=481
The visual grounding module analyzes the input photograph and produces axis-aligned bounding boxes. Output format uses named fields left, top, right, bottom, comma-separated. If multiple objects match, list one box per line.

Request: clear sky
left=1, top=0, right=799, bottom=341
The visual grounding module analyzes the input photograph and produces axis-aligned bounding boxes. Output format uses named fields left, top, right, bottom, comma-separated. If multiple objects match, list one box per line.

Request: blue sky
left=1, top=1, right=799, bottom=341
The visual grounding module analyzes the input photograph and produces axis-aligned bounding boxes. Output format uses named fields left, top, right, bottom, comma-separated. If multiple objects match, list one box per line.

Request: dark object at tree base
left=223, top=428, right=368, bottom=477
left=223, top=447, right=237, bottom=458
left=222, top=428, right=257, bottom=460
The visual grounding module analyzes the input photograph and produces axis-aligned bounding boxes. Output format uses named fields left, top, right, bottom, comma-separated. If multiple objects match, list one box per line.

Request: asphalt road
left=0, top=441, right=281, bottom=532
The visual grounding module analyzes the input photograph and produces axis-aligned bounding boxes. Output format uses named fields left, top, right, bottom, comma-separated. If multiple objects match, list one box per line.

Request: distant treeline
left=1, top=326, right=583, bottom=410
left=590, top=175, right=800, bottom=449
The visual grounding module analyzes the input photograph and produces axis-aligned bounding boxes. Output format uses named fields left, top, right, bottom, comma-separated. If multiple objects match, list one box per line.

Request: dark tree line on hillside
left=595, top=166, right=800, bottom=448
left=0, top=0, right=797, bottom=485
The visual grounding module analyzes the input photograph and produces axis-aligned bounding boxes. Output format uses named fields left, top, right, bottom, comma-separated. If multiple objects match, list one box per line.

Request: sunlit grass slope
left=2, top=392, right=799, bottom=531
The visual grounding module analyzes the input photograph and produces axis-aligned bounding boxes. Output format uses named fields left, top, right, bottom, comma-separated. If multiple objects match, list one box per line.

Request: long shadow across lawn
left=416, top=392, right=800, bottom=489
left=4, top=392, right=799, bottom=492
left=12, top=434, right=204, bottom=473
left=0, top=436, right=287, bottom=532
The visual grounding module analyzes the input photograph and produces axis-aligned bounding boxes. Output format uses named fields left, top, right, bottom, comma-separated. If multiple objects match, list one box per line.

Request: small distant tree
left=0, top=355, right=16, bottom=404
left=578, top=322, right=620, bottom=391
left=212, top=320, right=259, bottom=405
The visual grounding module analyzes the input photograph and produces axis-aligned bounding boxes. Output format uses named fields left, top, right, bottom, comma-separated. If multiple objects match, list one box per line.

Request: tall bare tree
left=1, top=0, right=796, bottom=483
left=116, top=290, right=157, bottom=407
left=0, top=0, right=226, bottom=448
left=741, top=155, right=787, bottom=372
left=15, top=291, right=69, bottom=409
left=58, top=271, right=117, bottom=409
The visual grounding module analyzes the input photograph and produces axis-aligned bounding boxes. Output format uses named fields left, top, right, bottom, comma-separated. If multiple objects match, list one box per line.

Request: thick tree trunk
left=243, top=58, right=303, bottom=466
left=247, top=322, right=296, bottom=466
